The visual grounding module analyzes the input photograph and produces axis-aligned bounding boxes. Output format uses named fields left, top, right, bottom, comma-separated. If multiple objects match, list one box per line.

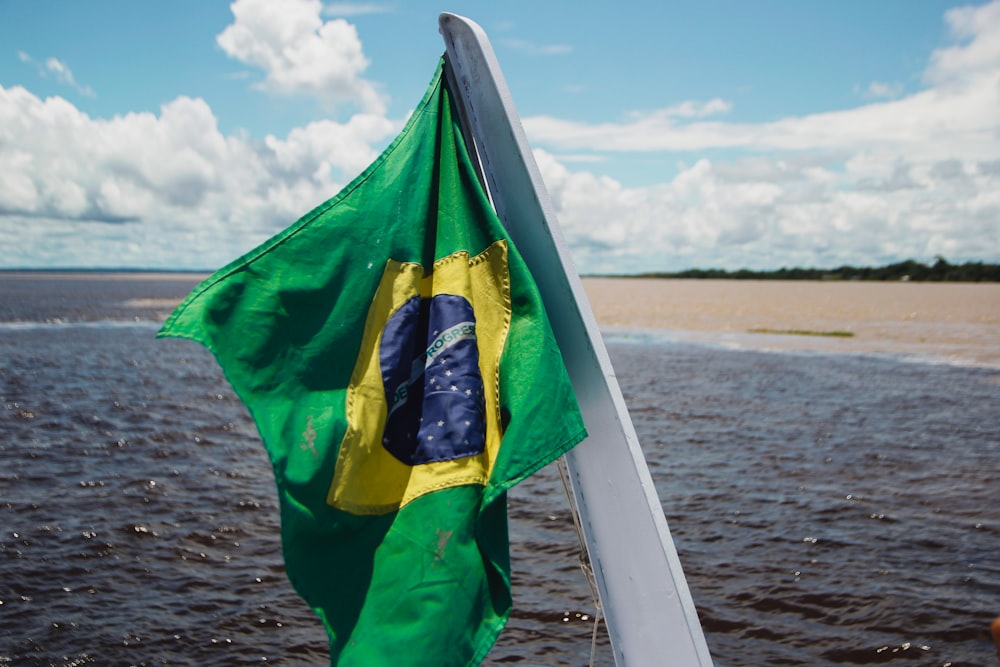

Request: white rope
left=557, top=456, right=603, bottom=667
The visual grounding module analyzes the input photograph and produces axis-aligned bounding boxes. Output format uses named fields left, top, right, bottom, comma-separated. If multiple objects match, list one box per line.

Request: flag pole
left=439, top=13, right=714, bottom=667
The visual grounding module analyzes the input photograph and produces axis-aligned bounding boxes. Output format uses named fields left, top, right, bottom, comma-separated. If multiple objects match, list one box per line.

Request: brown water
left=1, top=274, right=998, bottom=666
left=583, top=278, right=1000, bottom=368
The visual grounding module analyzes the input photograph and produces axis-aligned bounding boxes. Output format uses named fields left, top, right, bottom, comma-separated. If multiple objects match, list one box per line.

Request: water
left=1, top=274, right=998, bottom=666
left=582, top=278, right=1000, bottom=369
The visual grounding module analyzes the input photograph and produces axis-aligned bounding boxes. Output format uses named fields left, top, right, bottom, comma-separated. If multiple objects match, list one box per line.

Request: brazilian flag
left=159, top=59, right=587, bottom=666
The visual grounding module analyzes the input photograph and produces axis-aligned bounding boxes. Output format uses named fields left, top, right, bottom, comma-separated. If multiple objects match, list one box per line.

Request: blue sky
left=1, top=0, right=998, bottom=273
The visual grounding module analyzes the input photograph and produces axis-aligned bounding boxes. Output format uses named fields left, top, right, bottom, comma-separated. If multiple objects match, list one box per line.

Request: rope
left=557, top=456, right=603, bottom=667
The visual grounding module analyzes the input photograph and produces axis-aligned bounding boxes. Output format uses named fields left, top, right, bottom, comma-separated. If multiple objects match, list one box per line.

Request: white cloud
left=524, top=77, right=998, bottom=158
left=500, top=38, right=572, bottom=56
left=551, top=153, right=607, bottom=164
left=1, top=0, right=402, bottom=269
left=16, top=51, right=95, bottom=97
left=523, top=1, right=999, bottom=161
left=522, top=0, right=1000, bottom=271
left=858, top=81, right=904, bottom=99
left=925, top=0, right=1000, bottom=85
left=534, top=145, right=1000, bottom=273
left=0, top=82, right=396, bottom=268
left=652, top=98, right=732, bottom=119
left=216, top=0, right=386, bottom=114
left=323, top=2, right=393, bottom=17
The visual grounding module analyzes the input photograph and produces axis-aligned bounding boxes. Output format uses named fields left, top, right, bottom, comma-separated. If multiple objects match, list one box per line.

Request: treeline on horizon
left=629, top=257, right=1000, bottom=282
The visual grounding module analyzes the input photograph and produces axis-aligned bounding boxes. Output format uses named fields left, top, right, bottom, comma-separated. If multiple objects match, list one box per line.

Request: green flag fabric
left=158, top=59, right=587, bottom=666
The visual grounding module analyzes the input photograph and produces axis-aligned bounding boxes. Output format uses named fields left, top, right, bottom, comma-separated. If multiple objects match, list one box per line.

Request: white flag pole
left=439, top=13, right=714, bottom=667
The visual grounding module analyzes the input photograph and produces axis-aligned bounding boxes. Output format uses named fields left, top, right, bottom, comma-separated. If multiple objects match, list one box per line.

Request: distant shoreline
left=586, top=257, right=1000, bottom=282
left=0, top=270, right=210, bottom=281
left=0, top=268, right=212, bottom=274
left=1, top=271, right=996, bottom=368
left=3, top=256, right=998, bottom=283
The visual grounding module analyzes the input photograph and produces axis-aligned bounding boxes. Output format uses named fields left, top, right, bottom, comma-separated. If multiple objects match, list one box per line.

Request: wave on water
left=601, top=325, right=1000, bottom=371
left=0, top=319, right=164, bottom=331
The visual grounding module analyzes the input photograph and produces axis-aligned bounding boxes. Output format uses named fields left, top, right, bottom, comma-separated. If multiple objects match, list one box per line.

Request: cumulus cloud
left=534, top=146, right=1000, bottom=273
left=524, top=0, right=1000, bottom=271
left=1, top=1, right=404, bottom=269
left=0, top=82, right=395, bottom=268
left=925, top=0, right=1000, bottom=85
left=216, top=0, right=386, bottom=114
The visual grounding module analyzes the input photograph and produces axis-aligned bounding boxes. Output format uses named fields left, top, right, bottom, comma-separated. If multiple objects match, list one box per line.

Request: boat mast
left=439, top=13, right=714, bottom=667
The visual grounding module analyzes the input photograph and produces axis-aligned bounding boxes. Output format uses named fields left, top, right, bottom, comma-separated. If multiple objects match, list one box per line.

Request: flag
left=158, top=59, right=587, bottom=666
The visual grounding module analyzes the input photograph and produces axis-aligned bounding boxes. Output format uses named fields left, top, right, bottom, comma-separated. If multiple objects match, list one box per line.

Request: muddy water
left=583, top=278, right=1000, bottom=368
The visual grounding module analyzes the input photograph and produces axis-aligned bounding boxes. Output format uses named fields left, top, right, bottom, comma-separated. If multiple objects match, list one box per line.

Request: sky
left=1, top=0, right=998, bottom=274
